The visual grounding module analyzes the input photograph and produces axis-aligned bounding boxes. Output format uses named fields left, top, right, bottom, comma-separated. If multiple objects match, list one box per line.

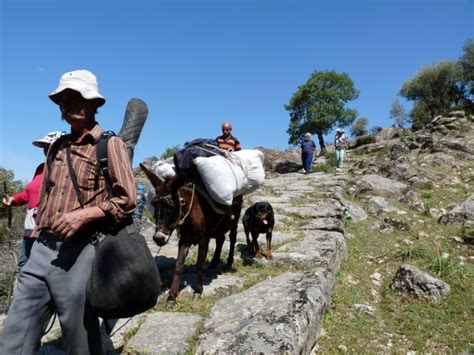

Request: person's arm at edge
left=98, top=136, right=137, bottom=224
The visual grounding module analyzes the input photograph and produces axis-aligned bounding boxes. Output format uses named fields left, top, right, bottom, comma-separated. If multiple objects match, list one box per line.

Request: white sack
left=194, top=149, right=265, bottom=206
left=231, top=149, right=265, bottom=194
left=194, top=155, right=247, bottom=206
left=153, top=160, right=176, bottom=182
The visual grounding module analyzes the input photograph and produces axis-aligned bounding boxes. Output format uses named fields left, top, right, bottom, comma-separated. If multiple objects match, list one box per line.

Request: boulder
left=439, top=193, right=474, bottom=225
left=375, top=127, right=400, bottom=142
left=391, top=264, right=451, bottom=302
left=349, top=174, right=409, bottom=197
left=256, top=147, right=301, bottom=174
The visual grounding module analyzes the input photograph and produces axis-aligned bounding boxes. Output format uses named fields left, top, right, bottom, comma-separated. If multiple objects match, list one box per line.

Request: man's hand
left=51, top=207, right=106, bottom=240
left=2, top=197, right=13, bottom=206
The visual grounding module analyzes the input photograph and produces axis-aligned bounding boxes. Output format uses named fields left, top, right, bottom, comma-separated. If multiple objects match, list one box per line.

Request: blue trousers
left=18, top=236, right=35, bottom=271
left=302, top=153, right=313, bottom=173
left=0, top=233, right=102, bottom=354
left=335, top=148, right=345, bottom=168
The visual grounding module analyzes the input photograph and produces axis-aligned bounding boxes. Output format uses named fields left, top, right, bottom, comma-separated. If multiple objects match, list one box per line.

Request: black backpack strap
left=64, top=131, right=116, bottom=208
left=66, top=146, right=85, bottom=208
left=46, top=134, right=69, bottom=194
left=95, top=131, right=116, bottom=199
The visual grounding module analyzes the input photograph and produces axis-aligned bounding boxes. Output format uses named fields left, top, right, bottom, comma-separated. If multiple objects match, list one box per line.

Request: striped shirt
left=33, top=124, right=136, bottom=236
left=215, top=134, right=241, bottom=151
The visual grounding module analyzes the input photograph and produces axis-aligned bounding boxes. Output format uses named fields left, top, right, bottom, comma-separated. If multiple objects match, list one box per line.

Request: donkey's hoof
left=193, top=293, right=202, bottom=300
left=208, top=262, right=219, bottom=269
left=166, top=297, right=177, bottom=308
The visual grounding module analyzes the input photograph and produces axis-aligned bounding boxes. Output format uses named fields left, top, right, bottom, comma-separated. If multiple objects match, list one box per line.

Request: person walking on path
left=215, top=121, right=241, bottom=151
left=133, top=184, right=146, bottom=231
left=2, top=131, right=63, bottom=271
left=300, top=132, right=317, bottom=174
left=0, top=69, right=136, bottom=355
left=334, top=128, right=349, bottom=171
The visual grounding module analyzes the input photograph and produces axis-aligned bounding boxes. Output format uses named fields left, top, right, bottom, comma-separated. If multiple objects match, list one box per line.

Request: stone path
left=4, top=171, right=349, bottom=354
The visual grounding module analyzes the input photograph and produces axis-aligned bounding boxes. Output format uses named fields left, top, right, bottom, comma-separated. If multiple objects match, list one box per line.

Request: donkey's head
left=140, top=163, right=181, bottom=246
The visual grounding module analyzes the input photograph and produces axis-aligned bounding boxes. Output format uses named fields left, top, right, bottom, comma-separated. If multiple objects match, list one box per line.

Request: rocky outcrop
left=439, top=193, right=474, bottom=225
left=255, top=147, right=301, bottom=174
left=391, top=264, right=451, bottom=302
left=196, top=271, right=331, bottom=354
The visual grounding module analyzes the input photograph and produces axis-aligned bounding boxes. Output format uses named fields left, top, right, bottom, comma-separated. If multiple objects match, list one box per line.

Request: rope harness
left=154, top=183, right=195, bottom=255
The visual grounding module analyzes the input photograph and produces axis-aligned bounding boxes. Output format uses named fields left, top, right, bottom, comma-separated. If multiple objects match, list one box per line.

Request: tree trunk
left=316, top=132, right=326, bottom=153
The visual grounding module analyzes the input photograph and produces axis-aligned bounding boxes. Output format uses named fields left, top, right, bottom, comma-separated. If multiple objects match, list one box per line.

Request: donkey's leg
left=266, top=230, right=273, bottom=260
left=209, top=235, right=224, bottom=269
left=226, top=225, right=237, bottom=268
left=168, top=243, right=191, bottom=303
left=195, top=238, right=209, bottom=296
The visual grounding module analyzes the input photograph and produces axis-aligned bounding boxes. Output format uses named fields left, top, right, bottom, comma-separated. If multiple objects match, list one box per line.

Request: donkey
left=140, top=164, right=242, bottom=303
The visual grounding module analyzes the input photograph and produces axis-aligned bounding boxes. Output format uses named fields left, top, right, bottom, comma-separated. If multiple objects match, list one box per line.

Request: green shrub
left=316, top=163, right=332, bottom=173
left=428, top=256, right=467, bottom=281
left=324, top=150, right=337, bottom=166
left=398, top=245, right=431, bottom=260
left=421, top=191, right=432, bottom=199
left=416, top=181, right=434, bottom=190
left=351, top=135, right=376, bottom=149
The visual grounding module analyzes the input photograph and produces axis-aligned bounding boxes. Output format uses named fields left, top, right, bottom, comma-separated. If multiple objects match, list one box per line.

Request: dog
left=242, top=202, right=275, bottom=260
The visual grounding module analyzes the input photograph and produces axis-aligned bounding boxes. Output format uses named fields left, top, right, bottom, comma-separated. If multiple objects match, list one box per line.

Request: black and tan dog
left=242, top=202, right=275, bottom=260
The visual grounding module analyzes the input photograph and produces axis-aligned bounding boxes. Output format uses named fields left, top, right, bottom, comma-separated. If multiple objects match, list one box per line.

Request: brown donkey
left=140, top=164, right=242, bottom=304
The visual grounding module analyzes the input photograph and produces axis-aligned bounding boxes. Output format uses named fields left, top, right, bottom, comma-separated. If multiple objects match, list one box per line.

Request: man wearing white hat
left=2, top=131, right=63, bottom=270
left=0, top=70, right=137, bottom=354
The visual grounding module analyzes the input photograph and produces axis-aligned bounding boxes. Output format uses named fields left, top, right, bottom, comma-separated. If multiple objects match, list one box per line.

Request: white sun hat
left=32, top=131, right=64, bottom=148
left=49, top=70, right=106, bottom=107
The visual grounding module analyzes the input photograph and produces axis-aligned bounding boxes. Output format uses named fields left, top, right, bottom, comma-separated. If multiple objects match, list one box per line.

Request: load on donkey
left=140, top=139, right=265, bottom=304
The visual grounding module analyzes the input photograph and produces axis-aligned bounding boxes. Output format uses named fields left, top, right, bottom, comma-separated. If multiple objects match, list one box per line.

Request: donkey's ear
left=139, top=163, right=163, bottom=188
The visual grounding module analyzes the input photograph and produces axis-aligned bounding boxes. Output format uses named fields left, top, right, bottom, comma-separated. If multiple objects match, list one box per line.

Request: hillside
left=0, top=111, right=472, bottom=353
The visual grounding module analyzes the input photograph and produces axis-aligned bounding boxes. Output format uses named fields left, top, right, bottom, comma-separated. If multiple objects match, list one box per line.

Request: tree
left=390, top=98, right=409, bottom=128
left=159, top=145, right=180, bottom=160
left=400, top=60, right=464, bottom=129
left=459, top=38, right=474, bottom=112
left=350, top=117, right=369, bottom=137
left=285, top=70, right=359, bottom=150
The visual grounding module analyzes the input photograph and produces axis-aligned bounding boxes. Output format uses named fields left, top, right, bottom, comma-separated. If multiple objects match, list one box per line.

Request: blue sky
left=1, top=0, right=473, bottom=181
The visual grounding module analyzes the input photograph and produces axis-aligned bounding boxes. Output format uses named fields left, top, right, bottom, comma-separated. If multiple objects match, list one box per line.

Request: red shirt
left=10, top=163, right=44, bottom=210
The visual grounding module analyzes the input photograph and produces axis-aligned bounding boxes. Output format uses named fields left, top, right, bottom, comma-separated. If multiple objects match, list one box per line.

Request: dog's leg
left=252, top=231, right=262, bottom=258
left=266, top=230, right=273, bottom=260
left=244, top=227, right=252, bottom=253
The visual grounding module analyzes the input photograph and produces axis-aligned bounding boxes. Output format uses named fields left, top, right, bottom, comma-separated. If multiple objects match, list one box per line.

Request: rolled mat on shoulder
left=118, top=98, right=149, bottom=163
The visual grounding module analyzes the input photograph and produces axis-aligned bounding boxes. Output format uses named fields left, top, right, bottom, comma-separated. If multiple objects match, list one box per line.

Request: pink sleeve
left=11, top=190, right=28, bottom=206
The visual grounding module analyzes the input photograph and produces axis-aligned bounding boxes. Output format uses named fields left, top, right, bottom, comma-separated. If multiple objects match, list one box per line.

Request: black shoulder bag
left=65, top=132, right=161, bottom=319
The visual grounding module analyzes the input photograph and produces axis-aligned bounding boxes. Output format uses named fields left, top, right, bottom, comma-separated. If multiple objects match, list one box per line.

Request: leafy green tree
left=459, top=38, right=474, bottom=112
left=400, top=60, right=464, bottom=129
left=0, top=167, right=24, bottom=243
left=0, top=167, right=23, bottom=201
left=285, top=70, right=359, bottom=150
left=350, top=117, right=369, bottom=137
left=390, top=98, right=409, bottom=128
left=159, top=145, right=180, bottom=160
